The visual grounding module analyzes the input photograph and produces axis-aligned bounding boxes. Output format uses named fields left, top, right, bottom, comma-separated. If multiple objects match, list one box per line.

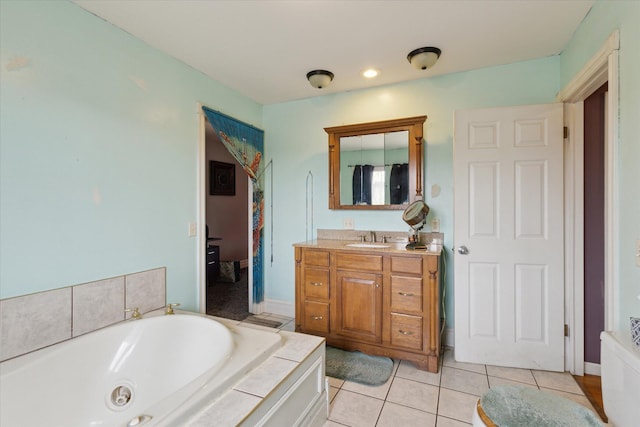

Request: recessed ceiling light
left=362, top=68, right=379, bottom=78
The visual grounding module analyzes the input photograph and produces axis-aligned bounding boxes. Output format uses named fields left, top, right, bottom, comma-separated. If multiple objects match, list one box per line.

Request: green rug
left=325, top=346, right=394, bottom=386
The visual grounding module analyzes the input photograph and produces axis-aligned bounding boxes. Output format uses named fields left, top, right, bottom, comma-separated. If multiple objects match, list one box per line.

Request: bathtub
left=600, top=330, right=640, bottom=427
left=0, top=313, right=283, bottom=426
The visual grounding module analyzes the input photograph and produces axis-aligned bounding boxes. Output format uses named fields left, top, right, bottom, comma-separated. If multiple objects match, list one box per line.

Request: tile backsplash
left=0, top=267, right=166, bottom=361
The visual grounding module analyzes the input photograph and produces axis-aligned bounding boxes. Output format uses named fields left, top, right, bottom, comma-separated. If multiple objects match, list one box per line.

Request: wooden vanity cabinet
left=294, top=246, right=441, bottom=372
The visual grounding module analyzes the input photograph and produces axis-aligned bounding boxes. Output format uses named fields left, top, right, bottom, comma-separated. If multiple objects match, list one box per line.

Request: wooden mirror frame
left=325, top=115, right=426, bottom=210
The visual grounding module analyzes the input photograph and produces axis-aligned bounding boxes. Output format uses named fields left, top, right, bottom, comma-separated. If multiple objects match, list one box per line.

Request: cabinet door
left=335, top=271, right=382, bottom=343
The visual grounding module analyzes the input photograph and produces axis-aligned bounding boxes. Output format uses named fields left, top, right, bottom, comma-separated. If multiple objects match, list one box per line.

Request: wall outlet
left=343, top=218, right=354, bottom=230
left=636, top=239, right=640, bottom=267
left=431, top=218, right=440, bottom=232
left=188, top=222, right=197, bottom=237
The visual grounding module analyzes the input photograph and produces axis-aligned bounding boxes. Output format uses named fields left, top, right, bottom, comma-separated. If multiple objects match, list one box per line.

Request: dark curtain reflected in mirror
left=352, top=164, right=374, bottom=204
left=390, top=163, right=409, bottom=204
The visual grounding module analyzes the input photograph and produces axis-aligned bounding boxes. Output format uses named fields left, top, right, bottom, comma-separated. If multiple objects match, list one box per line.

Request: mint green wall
left=263, top=57, right=560, bottom=327
left=4, top=0, right=635, bottom=334
left=0, top=1, right=262, bottom=310
left=560, top=0, right=640, bottom=331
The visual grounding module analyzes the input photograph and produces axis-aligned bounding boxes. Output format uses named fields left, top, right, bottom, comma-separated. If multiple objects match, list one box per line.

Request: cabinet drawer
left=304, top=301, right=330, bottom=333
left=303, top=250, right=330, bottom=268
left=390, top=276, right=423, bottom=313
left=390, top=313, right=423, bottom=350
left=304, top=268, right=329, bottom=300
left=336, top=253, right=383, bottom=272
left=391, top=256, right=422, bottom=275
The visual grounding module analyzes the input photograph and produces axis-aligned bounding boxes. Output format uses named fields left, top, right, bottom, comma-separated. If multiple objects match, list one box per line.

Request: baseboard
left=442, top=327, right=455, bottom=348
left=264, top=299, right=295, bottom=318
left=584, top=361, right=601, bottom=376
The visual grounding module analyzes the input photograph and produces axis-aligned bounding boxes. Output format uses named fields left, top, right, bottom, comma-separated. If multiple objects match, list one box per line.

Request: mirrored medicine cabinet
left=325, top=116, right=426, bottom=210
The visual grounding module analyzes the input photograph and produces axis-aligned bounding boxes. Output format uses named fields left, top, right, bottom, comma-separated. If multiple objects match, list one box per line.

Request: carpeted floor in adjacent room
left=206, top=268, right=250, bottom=321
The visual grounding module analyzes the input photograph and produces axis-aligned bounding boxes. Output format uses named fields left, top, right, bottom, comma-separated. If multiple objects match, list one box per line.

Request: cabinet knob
left=375, top=284, right=380, bottom=288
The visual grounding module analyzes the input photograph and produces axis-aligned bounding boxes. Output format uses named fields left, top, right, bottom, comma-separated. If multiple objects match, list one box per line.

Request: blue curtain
left=202, top=107, right=265, bottom=304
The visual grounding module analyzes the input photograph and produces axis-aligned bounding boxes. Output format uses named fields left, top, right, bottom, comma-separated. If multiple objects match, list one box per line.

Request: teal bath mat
left=325, top=346, right=394, bottom=386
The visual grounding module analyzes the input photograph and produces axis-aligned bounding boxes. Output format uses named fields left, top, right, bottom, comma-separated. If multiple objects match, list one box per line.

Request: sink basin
left=345, top=243, right=390, bottom=248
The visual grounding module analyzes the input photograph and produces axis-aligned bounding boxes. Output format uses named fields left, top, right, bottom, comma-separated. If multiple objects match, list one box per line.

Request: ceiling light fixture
left=362, top=68, right=379, bottom=78
left=306, top=70, right=334, bottom=89
left=407, top=47, right=441, bottom=71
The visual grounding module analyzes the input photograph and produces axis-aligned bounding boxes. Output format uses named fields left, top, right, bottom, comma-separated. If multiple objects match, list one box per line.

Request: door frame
left=557, top=30, right=619, bottom=375
left=197, top=103, right=206, bottom=313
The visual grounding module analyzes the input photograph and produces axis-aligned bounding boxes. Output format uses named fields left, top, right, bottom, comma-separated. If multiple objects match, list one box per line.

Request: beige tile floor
left=246, top=314, right=601, bottom=427
left=325, top=349, right=601, bottom=427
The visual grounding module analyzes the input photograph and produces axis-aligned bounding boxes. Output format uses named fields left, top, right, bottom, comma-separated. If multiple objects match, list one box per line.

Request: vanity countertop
left=293, top=239, right=442, bottom=255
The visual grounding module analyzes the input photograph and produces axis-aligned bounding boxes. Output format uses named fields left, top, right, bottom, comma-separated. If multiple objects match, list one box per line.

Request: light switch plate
left=188, top=222, right=197, bottom=237
left=343, top=218, right=354, bottom=230
left=636, top=239, right=640, bottom=267
left=431, top=218, right=440, bottom=232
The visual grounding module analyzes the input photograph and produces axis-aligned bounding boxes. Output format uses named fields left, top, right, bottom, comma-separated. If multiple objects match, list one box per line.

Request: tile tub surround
left=0, top=267, right=166, bottom=361
left=184, top=316, right=327, bottom=426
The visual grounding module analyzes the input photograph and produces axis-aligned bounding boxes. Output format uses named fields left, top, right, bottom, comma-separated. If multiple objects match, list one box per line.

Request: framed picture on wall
left=210, top=161, right=235, bottom=196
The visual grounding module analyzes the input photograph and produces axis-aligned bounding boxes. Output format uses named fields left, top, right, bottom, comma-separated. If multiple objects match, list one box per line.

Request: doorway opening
left=559, top=29, right=619, bottom=377
left=204, top=118, right=251, bottom=320
left=583, top=82, right=608, bottom=370
left=558, top=29, right=619, bottom=424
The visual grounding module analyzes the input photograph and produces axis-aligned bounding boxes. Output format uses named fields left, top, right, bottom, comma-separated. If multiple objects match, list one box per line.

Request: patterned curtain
left=202, top=107, right=265, bottom=304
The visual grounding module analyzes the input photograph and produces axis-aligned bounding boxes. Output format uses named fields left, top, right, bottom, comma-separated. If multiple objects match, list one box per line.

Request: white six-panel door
left=453, top=103, right=565, bottom=371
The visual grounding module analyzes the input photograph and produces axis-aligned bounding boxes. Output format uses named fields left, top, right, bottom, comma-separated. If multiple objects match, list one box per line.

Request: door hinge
left=564, top=324, right=569, bottom=337
left=563, top=126, right=569, bottom=139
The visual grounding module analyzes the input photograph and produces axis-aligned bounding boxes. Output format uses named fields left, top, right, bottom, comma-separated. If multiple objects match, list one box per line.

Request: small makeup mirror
left=402, top=200, right=429, bottom=249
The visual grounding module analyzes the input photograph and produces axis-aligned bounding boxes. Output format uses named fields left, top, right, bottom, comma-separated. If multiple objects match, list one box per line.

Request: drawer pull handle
left=398, top=329, right=414, bottom=336
left=310, top=282, right=323, bottom=286
left=207, top=261, right=216, bottom=265
left=398, top=292, right=415, bottom=297
left=311, top=316, right=324, bottom=320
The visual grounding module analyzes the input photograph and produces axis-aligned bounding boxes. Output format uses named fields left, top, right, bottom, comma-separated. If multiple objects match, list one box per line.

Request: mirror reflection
left=326, top=116, right=426, bottom=210
left=339, top=131, right=409, bottom=206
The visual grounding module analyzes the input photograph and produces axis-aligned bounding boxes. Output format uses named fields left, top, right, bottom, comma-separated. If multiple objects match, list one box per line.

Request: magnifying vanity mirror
left=325, top=116, right=426, bottom=210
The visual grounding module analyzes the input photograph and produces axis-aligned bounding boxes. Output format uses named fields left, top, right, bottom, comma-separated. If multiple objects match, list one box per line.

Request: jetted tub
left=600, top=330, right=640, bottom=427
left=0, top=313, right=282, bottom=426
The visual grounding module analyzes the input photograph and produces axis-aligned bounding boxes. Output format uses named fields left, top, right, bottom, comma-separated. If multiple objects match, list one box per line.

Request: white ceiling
left=73, top=0, right=594, bottom=105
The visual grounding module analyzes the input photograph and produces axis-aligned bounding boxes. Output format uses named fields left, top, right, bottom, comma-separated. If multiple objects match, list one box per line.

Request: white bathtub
left=601, top=330, right=640, bottom=427
left=0, top=313, right=282, bottom=426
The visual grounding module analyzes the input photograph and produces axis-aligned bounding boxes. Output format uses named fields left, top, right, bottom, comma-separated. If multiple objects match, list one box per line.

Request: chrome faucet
left=370, top=231, right=377, bottom=243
